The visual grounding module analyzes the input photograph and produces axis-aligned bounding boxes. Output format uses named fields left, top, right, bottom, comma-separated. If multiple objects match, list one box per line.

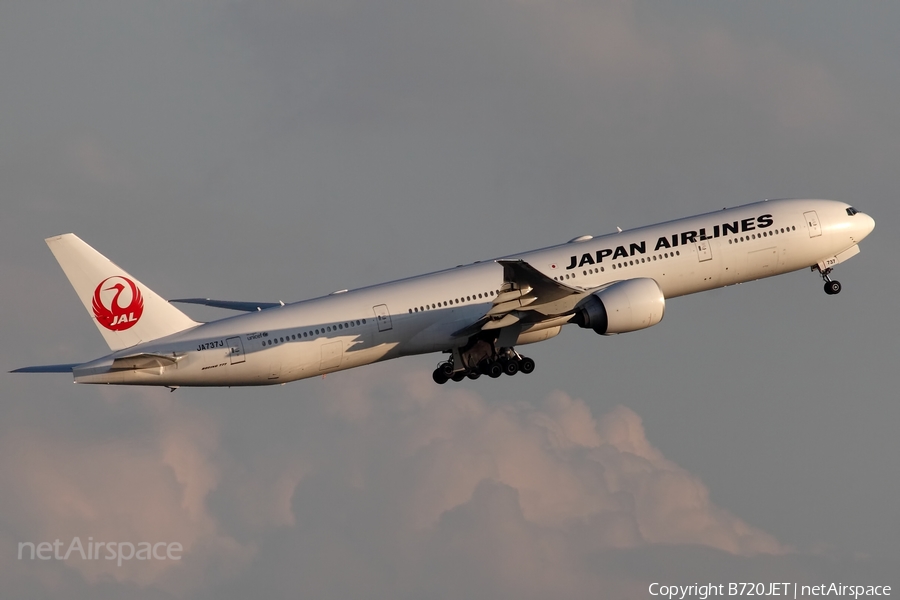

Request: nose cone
left=858, top=212, right=875, bottom=240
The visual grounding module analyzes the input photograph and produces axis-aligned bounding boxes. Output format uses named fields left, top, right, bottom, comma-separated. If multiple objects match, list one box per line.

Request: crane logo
left=92, top=276, right=144, bottom=331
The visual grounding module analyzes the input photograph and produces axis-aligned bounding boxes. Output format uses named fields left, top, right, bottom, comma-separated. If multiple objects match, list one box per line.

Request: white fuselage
left=73, top=199, right=874, bottom=386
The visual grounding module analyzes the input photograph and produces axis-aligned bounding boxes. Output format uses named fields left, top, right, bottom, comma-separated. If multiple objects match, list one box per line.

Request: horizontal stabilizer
left=110, top=353, right=182, bottom=371
left=170, top=298, right=282, bottom=312
left=11, top=364, right=80, bottom=373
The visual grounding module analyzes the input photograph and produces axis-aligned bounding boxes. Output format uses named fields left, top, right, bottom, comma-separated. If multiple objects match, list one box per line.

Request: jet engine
left=574, top=278, right=665, bottom=335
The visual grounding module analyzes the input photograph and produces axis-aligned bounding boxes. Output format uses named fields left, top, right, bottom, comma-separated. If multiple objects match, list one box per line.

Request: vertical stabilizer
left=45, top=234, right=199, bottom=351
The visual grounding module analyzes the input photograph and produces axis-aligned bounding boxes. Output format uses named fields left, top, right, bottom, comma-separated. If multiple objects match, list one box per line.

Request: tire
left=440, top=362, right=455, bottom=376
left=825, top=280, right=842, bottom=295
left=466, top=369, right=481, bottom=380
left=432, top=369, right=449, bottom=384
left=487, top=362, right=503, bottom=378
left=503, top=359, right=519, bottom=376
left=451, top=371, right=466, bottom=382
left=519, top=357, right=535, bottom=374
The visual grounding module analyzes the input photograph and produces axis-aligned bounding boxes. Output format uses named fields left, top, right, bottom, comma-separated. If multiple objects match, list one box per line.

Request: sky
left=1, top=1, right=898, bottom=598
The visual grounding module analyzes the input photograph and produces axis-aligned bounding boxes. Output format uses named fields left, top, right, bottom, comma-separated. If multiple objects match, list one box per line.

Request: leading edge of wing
left=169, top=298, right=283, bottom=312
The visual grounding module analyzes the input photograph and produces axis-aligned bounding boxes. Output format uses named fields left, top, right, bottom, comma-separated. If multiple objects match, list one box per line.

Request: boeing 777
left=12, top=198, right=874, bottom=387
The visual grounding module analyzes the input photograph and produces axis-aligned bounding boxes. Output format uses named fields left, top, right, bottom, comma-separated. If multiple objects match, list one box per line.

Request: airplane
left=12, top=198, right=874, bottom=387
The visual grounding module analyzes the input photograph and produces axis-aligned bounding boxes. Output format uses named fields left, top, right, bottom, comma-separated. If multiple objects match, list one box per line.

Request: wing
left=453, top=259, right=592, bottom=337
left=170, top=298, right=283, bottom=312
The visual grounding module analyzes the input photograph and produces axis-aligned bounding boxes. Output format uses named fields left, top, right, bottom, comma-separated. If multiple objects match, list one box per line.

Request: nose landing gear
left=815, top=266, right=842, bottom=295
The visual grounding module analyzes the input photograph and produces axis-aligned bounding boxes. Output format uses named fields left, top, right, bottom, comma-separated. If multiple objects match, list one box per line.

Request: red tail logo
left=92, top=276, right=144, bottom=331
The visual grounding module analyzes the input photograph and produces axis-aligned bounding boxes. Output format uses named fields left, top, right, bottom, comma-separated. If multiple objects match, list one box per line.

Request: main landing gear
left=432, top=351, right=535, bottom=385
left=815, top=265, right=842, bottom=295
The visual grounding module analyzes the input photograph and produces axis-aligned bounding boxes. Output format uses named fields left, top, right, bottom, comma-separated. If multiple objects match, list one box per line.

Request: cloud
left=310, top=372, right=786, bottom=554
left=0, top=390, right=253, bottom=593
left=3, top=368, right=895, bottom=599
left=207, top=370, right=786, bottom=599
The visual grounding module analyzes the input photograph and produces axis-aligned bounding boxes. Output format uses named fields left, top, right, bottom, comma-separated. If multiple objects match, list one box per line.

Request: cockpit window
left=846, top=207, right=859, bottom=216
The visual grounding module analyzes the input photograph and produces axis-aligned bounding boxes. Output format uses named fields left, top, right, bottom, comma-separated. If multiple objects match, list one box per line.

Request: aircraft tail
left=45, top=234, right=199, bottom=351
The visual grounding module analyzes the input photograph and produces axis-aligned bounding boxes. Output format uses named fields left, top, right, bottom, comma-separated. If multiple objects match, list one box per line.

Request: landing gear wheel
left=487, top=362, right=503, bottom=378
left=502, top=359, right=519, bottom=376
left=466, top=369, right=481, bottom=380
left=451, top=371, right=466, bottom=382
left=440, top=362, right=454, bottom=376
left=817, top=266, right=842, bottom=296
left=519, top=357, right=535, bottom=374
left=432, top=369, right=449, bottom=384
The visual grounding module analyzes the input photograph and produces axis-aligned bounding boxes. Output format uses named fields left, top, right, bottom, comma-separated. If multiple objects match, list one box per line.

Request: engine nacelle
left=575, top=278, right=665, bottom=335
